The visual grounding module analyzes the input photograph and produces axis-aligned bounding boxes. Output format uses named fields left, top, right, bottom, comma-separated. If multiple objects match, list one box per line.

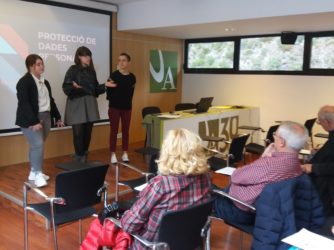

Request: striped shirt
left=120, top=173, right=211, bottom=250
left=229, top=151, right=302, bottom=212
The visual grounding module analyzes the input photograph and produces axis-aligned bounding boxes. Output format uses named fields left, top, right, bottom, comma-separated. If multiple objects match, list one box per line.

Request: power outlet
left=117, top=132, right=122, bottom=139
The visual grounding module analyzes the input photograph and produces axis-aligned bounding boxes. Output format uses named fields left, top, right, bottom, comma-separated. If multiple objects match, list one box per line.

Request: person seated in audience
left=214, top=121, right=309, bottom=224
left=301, top=105, right=334, bottom=216
left=120, top=128, right=211, bottom=250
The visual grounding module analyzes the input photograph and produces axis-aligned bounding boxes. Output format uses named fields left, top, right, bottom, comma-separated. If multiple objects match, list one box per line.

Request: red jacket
left=81, top=218, right=132, bottom=250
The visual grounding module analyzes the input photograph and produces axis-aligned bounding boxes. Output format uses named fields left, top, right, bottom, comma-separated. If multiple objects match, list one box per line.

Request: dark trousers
left=214, top=188, right=255, bottom=225
left=72, top=122, right=93, bottom=156
left=108, top=107, right=132, bottom=152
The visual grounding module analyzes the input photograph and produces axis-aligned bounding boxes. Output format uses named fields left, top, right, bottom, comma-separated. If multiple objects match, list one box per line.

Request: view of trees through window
left=310, top=36, right=334, bottom=69
left=188, top=41, right=234, bottom=68
left=185, top=32, right=334, bottom=75
left=239, top=36, right=305, bottom=71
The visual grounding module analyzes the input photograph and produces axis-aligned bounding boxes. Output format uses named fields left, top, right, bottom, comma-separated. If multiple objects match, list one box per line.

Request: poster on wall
left=149, top=49, right=177, bottom=93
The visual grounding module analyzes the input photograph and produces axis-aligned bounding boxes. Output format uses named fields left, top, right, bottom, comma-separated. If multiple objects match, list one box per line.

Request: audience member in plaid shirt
left=214, top=121, right=309, bottom=225
left=120, top=128, right=212, bottom=250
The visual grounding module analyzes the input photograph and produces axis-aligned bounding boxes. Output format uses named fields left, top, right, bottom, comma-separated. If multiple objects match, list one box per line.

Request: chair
left=23, top=163, right=109, bottom=250
left=106, top=199, right=214, bottom=250
left=212, top=189, right=255, bottom=250
left=135, top=106, right=161, bottom=157
left=244, top=125, right=279, bottom=156
left=174, top=102, right=196, bottom=111
left=208, top=134, right=250, bottom=171
left=114, top=156, right=158, bottom=210
left=304, top=118, right=316, bottom=147
left=212, top=174, right=325, bottom=250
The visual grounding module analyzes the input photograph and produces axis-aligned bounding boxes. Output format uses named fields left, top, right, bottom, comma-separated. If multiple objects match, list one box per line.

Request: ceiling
left=90, top=1, right=334, bottom=39
left=119, top=12, right=334, bottom=39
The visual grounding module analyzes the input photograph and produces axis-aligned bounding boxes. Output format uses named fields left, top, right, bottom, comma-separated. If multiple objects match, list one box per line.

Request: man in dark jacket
left=301, top=105, right=334, bottom=216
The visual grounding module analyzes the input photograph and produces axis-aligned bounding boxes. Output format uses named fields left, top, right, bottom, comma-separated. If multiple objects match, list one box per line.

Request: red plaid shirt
left=120, top=173, right=211, bottom=250
left=229, top=152, right=302, bottom=211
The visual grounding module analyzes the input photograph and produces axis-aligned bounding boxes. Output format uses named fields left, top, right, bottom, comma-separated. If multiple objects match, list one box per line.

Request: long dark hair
left=74, top=46, right=95, bottom=71
left=25, top=54, right=43, bottom=72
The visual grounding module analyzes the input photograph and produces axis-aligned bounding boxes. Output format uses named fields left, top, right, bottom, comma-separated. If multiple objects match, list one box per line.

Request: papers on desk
left=157, top=114, right=181, bottom=119
left=282, top=228, right=334, bottom=250
left=134, top=183, right=148, bottom=192
left=215, top=166, right=236, bottom=176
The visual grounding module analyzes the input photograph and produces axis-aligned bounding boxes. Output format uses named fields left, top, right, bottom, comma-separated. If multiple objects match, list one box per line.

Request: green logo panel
left=150, top=50, right=177, bottom=93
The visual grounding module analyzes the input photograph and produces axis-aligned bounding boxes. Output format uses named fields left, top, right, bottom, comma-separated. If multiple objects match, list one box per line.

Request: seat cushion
left=208, top=156, right=227, bottom=171
left=245, top=143, right=265, bottom=155
left=29, top=202, right=96, bottom=225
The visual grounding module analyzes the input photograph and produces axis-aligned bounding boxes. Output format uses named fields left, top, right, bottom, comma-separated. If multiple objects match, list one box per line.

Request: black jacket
left=15, top=73, right=61, bottom=128
left=310, top=130, right=334, bottom=215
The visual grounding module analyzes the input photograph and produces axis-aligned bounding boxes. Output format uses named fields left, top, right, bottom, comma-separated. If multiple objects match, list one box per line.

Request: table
left=143, top=106, right=260, bottom=149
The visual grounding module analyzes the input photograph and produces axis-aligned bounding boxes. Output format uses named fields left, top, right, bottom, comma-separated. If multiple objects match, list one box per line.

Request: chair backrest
left=265, top=125, right=279, bottom=145
left=157, top=199, right=213, bottom=250
left=148, top=153, right=159, bottom=174
left=55, top=164, right=109, bottom=212
left=304, top=118, right=316, bottom=136
left=229, top=134, right=250, bottom=164
left=174, top=102, right=196, bottom=111
left=142, top=106, right=161, bottom=119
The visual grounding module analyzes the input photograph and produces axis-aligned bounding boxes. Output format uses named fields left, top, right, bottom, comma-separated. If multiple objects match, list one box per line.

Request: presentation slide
left=0, top=0, right=111, bottom=133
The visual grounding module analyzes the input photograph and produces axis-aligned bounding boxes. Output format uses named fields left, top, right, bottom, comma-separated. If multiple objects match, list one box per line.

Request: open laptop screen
left=196, top=97, right=214, bottom=113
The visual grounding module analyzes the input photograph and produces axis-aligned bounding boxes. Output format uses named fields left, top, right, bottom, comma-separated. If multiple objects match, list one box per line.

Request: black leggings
left=72, top=122, right=93, bottom=156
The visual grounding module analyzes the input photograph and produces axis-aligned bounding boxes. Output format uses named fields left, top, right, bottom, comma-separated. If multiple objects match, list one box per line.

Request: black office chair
left=304, top=118, right=316, bottom=147
left=208, top=134, right=250, bottom=171
left=244, top=125, right=279, bottom=156
left=23, top=164, right=109, bottom=250
left=212, top=189, right=255, bottom=250
left=107, top=199, right=214, bottom=250
left=174, top=102, right=196, bottom=111
left=114, top=156, right=158, bottom=210
left=135, top=106, right=161, bottom=156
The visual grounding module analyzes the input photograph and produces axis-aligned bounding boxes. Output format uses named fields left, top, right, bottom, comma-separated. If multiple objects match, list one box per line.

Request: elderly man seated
left=214, top=121, right=309, bottom=224
left=301, top=105, right=334, bottom=216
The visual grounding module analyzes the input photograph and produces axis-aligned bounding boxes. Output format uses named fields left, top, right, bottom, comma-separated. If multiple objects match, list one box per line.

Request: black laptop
left=195, top=97, right=214, bottom=113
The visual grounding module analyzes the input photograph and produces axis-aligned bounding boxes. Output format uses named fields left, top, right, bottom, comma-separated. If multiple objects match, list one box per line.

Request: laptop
left=195, top=97, right=214, bottom=113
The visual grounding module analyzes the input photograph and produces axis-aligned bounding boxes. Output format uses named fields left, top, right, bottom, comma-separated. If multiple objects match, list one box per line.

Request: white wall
left=182, top=73, right=334, bottom=143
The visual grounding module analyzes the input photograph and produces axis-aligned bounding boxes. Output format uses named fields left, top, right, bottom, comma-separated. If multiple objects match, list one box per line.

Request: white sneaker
left=122, top=152, right=130, bottom=162
left=28, top=171, right=50, bottom=181
left=34, top=172, right=48, bottom=188
left=111, top=153, right=117, bottom=164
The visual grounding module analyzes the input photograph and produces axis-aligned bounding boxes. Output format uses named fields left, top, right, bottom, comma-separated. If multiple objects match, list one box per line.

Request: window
left=184, top=31, right=334, bottom=75
left=310, top=36, right=334, bottom=69
left=239, top=36, right=305, bottom=71
left=187, top=41, right=234, bottom=69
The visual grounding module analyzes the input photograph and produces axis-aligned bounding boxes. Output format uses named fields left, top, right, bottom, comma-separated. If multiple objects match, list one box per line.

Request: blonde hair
left=157, top=128, right=209, bottom=176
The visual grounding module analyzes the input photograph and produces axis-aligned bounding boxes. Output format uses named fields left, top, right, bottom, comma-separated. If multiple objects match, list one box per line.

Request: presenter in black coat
left=301, top=105, right=334, bottom=215
left=63, top=46, right=112, bottom=162
left=16, top=54, right=64, bottom=187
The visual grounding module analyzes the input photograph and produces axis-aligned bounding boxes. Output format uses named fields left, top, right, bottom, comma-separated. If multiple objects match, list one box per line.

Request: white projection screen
left=0, top=0, right=111, bottom=134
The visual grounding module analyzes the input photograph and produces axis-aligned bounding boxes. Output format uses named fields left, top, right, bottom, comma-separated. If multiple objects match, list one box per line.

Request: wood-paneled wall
left=0, top=14, right=183, bottom=167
